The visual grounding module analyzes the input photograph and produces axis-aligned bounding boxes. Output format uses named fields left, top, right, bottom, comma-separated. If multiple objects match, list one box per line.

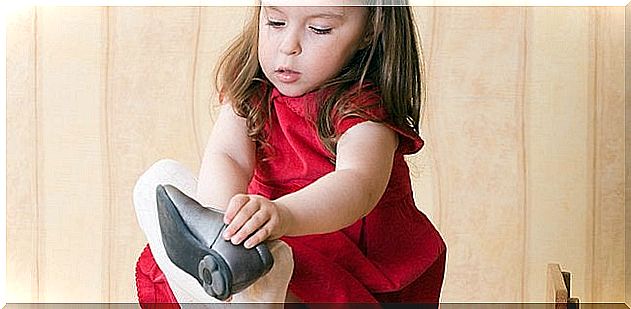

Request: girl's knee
left=133, top=158, right=187, bottom=199
left=149, top=158, right=185, bottom=172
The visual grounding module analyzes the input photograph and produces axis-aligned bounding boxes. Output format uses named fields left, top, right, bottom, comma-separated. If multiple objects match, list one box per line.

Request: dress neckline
left=270, top=86, right=334, bottom=117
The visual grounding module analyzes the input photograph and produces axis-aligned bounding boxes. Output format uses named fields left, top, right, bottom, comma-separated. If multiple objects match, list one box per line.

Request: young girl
left=136, top=1, right=446, bottom=304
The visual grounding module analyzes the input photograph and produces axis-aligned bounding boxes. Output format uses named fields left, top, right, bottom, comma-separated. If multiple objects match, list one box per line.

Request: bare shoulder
left=335, top=121, right=398, bottom=171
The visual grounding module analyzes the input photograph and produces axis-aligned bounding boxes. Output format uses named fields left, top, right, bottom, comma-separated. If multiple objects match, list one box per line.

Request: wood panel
left=626, top=3, right=631, bottom=307
left=425, top=7, right=526, bottom=302
left=524, top=7, right=594, bottom=302
left=36, top=7, right=109, bottom=301
left=6, top=6, right=39, bottom=303
left=106, top=7, right=202, bottom=301
left=591, top=7, right=625, bottom=302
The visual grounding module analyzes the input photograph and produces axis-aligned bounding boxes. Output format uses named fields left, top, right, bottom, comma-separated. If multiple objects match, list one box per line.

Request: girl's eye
left=266, top=19, right=285, bottom=28
left=309, top=26, right=332, bottom=35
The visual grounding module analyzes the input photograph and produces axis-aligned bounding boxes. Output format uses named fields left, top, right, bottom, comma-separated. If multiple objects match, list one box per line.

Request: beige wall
left=626, top=3, right=630, bottom=308
left=7, top=6, right=625, bottom=303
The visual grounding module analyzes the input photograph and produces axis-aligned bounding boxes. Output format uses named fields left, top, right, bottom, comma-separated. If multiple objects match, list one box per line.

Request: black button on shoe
left=156, top=184, right=274, bottom=301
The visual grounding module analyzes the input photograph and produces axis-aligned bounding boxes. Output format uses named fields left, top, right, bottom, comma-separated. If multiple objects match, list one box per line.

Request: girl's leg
left=133, top=159, right=294, bottom=305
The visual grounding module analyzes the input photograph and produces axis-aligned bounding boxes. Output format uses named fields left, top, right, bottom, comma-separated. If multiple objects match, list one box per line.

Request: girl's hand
left=222, top=194, right=290, bottom=249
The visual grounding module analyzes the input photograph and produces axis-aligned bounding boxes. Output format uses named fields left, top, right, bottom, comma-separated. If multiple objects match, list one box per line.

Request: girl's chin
left=273, top=85, right=310, bottom=98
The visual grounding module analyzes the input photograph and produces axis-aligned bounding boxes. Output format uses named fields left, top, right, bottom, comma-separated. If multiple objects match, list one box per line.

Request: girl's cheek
left=258, top=34, right=272, bottom=54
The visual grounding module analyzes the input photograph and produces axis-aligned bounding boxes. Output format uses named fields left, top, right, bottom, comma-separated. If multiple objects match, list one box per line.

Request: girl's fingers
left=223, top=198, right=260, bottom=240
left=224, top=194, right=249, bottom=224
left=230, top=209, right=269, bottom=245
left=243, top=222, right=272, bottom=249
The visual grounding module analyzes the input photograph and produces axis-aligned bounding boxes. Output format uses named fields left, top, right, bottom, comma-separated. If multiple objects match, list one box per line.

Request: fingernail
left=244, top=241, right=252, bottom=249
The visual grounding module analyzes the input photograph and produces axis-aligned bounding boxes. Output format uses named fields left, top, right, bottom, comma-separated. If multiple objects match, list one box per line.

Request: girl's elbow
left=359, top=180, right=389, bottom=217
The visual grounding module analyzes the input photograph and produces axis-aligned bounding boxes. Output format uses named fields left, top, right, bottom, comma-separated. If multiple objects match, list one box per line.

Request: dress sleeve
left=334, top=85, right=424, bottom=155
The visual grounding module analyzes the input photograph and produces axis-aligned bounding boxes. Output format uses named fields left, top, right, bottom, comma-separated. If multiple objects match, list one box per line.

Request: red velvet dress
left=135, top=84, right=447, bottom=305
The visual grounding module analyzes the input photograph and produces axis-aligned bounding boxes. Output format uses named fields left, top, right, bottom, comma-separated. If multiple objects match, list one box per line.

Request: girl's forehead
left=262, top=6, right=364, bottom=18
left=260, top=0, right=368, bottom=6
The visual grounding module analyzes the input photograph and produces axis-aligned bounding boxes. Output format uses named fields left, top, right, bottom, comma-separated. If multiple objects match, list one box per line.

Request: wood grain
left=590, top=7, right=625, bottom=302
left=6, top=6, right=39, bottom=303
left=35, top=7, right=109, bottom=301
left=105, top=7, right=203, bottom=301
left=524, top=7, right=595, bottom=302
left=626, top=3, right=631, bottom=307
left=425, top=7, right=526, bottom=302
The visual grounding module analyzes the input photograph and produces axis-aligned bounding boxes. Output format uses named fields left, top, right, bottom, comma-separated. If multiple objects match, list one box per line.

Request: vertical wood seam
left=101, top=6, right=113, bottom=302
left=34, top=5, right=41, bottom=302
left=191, top=7, right=202, bottom=163
left=429, top=7, right=443, bottom=232
left=427, top=6, right=443, bottom=231
left=426, top=6, right=438, bottom=77
left=626, top=6, right=631, bottom=305
left=519, top=6, right=529, bottom=303
left=589, top=7, right=599, bottom=302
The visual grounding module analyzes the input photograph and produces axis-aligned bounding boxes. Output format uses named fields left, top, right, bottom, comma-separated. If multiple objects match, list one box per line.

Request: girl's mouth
left=274, top=68, right=301, bottom=83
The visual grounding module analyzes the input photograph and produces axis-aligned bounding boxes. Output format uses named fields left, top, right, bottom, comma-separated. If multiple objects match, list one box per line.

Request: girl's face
left=258, top=5, right=369, bottom=97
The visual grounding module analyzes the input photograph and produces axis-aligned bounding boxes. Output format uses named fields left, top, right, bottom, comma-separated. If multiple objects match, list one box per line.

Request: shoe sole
left=156, top=184, right=232, bottom=300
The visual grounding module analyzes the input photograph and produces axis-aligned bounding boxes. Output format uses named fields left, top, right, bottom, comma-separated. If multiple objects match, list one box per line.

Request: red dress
left=136, top=84, right=447, bottom=305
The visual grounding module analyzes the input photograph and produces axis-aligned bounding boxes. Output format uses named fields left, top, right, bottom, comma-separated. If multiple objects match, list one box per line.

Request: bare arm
left=276, top=121, right=398, bottom=235
left=196, top=103, right=255, bottom=209
left=223, top=121, right=398, bottom=247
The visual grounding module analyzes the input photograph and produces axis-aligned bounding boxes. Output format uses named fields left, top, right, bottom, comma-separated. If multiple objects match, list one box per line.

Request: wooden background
left=624, top=3, right=630, bottom=307
left=6, top=6, right=626, bottom=303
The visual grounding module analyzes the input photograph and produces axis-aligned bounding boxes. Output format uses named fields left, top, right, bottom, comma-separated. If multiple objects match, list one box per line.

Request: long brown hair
left=214, top=2, right=426, bottom=159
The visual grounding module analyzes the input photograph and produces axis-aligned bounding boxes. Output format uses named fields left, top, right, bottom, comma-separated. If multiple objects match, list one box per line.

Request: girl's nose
left=279, top=32, right=302, bottom=56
